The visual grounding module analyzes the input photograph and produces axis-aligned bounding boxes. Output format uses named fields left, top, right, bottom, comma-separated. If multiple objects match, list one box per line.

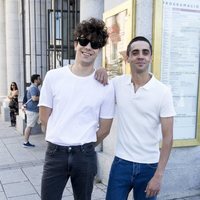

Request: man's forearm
left=154, top=135, right=173, bottom=179
left=95, top=119, right=113, bottom=146
left=95, top=129, right=110, bottom=146
left=154, top=117, right=174, bottom=178
left=145, top=135, right=173, bottom=198
left=39, top=106, right=52, bottom=131
left=32, top=96, right=39, bottom=101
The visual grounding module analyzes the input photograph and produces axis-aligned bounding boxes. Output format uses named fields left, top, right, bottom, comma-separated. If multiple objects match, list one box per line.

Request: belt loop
left=81, top=145, right=84, bottom=152
left=52, top=143, right=58, bottom=152
left=50, top=142, right=58, bottom=153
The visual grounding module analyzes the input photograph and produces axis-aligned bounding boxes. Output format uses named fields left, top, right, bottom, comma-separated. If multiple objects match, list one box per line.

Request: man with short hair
left=96, top=36, right=175, bottom=200
left=39, top=18, right=115, bottom=200
left=23, top=74, right=41, bottom=147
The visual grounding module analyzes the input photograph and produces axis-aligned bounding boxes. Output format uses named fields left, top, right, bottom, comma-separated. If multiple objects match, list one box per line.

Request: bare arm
left=146, top=117, right=174, bottom=198
left=39, top=106, right=52, bottom=131
left=8, top=90, right=19, bottom=99
left=8, top=93, right=13, bottom=99
left=95, top=118, right=113, bottom=146
left=32, top=95, right=40, bottom=101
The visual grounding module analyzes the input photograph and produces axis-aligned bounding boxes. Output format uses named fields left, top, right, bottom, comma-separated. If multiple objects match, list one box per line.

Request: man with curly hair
left=39, top=18, right=115, bottom=200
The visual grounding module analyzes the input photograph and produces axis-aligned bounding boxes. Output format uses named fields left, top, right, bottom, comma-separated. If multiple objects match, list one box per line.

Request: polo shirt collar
left=142, top=73, right=155, bottom=90
left=126, top=73, right=155, bottom=90
left=125, top=75, right=132, bottom=85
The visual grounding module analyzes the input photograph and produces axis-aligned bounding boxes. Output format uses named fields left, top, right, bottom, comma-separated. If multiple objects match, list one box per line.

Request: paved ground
left=0, top=117, right=199, bottom=200
left=0, top=118, right=106, bottom=200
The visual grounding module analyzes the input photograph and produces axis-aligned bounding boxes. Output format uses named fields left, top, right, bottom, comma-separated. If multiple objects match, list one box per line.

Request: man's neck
left=33, top=82, right=38, bottom=87
left=131, top=72, right=151, bottom=92
left=70, top=63, right=95, bottom=77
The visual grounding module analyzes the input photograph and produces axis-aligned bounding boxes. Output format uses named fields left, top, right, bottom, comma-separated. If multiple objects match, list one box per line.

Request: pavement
left=0, top=117, right=200, bottom=200
left=0, top=118, right=106, bottom=200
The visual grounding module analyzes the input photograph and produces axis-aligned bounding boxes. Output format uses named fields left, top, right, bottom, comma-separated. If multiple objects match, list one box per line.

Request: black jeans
left=41, top=142, right=97, bottom=200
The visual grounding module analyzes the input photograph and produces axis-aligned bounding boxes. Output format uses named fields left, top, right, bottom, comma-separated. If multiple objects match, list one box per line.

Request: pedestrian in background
left=23, top=74, right=41, bottom=147
left=8, top=82, right=19, bottom=127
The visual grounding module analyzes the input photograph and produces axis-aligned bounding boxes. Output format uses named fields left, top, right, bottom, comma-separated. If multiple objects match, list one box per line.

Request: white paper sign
left=161, top=0, right=200, bottom=139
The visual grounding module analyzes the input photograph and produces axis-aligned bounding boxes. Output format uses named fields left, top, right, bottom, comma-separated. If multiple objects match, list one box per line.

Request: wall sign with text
left=153, top=0, right=200, bottom=146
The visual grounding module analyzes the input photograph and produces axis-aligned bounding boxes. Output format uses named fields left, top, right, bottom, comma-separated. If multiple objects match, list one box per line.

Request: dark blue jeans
left=106, top=156, right=158, bottom=200
left=41, top=142, right=97, bottom=200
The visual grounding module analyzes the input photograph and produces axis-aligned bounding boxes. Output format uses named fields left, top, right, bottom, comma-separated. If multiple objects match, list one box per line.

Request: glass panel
left=48, top=9, right=79, bottom=61
left=160, top=0, right=200, bottom=139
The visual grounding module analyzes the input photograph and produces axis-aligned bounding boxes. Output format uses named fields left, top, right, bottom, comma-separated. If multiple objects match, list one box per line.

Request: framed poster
left=152, top=0, right=200, bottom=146
left=103, top=0, right=136, bottom=77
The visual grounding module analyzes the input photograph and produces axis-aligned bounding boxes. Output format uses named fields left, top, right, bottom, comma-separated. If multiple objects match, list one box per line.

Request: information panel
left=160, top=0, right=200, bottom=140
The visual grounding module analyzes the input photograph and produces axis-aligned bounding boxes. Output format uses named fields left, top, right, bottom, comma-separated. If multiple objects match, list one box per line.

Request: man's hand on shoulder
left=95, top=67, right=108, bottom=86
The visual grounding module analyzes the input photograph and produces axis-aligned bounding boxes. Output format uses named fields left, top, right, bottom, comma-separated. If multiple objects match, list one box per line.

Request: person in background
left=39, top=18, right=115, bottom=200
left=23, top=74, right=41, bottom=147
left=95, top=36, right=176, bottom=200
left=8, top=82, right=19, bottom=127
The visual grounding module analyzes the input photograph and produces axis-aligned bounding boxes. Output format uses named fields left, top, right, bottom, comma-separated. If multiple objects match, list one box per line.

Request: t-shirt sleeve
left=160, top=87, right=176, bottom=117
left=38, top=71, right=53, bottom=108
left=99, top=80, right=115, bottom=119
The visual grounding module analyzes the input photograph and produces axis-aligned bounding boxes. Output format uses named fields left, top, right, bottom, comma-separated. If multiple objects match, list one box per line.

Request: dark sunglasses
left=77, top=37, right=102, bottom=49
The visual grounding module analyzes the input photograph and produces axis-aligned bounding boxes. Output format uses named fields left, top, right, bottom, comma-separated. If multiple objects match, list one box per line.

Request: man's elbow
left=163, top=133, right=173, bottom=147
left=102, top=127, right=112, bottom=139
left=39, top=118, right=45, bottom=125
left=39, top=107, right=52, bottom=127
left=103, top=130, right=110, bottom=138
left=39, top=116, right=46, bottom=126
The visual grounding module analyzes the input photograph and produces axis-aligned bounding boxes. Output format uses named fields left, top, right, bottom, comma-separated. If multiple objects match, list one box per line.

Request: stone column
left=80, top=0, right=103, bottom=20
left=0, top=0, right=7, bottom=98
left=136, top=0, right=153, bottom=41
left=80, top=0, right=104, bottom=68
left=5, top=0, right=21, bottom=92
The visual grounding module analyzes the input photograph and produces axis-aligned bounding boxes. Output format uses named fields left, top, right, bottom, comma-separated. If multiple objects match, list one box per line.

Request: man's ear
left=119, top=51, right=128, bottom=62
left=126, top=56, right=130, bottom=63
left=150, top=55, right=153, bottom=64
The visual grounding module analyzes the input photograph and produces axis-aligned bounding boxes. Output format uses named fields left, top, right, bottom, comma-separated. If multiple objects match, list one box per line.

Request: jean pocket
left=113, top=156, right=121, bottom=164
left=84, top=145, right=95, bottom=155
left=46, top=145, right=57, bottom=156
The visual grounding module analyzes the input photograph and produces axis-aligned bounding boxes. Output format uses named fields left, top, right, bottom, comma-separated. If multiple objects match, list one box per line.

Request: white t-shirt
left=113, top=74, right=176, bottom=163
left=38, top=66, right=115, bottom=146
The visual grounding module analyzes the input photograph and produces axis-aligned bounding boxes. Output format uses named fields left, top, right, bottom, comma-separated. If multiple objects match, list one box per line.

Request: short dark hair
left=74, top=18, right=109, bottom=48
left=126, top=36, right=152, bottom=56
left=31, top=74, right=40, bottom=83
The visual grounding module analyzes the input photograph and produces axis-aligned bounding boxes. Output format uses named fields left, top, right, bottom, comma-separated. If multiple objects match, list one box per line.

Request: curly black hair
left=74, top=18, right=108, bottom=48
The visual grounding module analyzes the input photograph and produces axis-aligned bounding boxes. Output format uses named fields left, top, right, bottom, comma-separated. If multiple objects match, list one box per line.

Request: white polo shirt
left=113, top=74, right=176, bottom=163
left=38, top=66, right=115, bottom=146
